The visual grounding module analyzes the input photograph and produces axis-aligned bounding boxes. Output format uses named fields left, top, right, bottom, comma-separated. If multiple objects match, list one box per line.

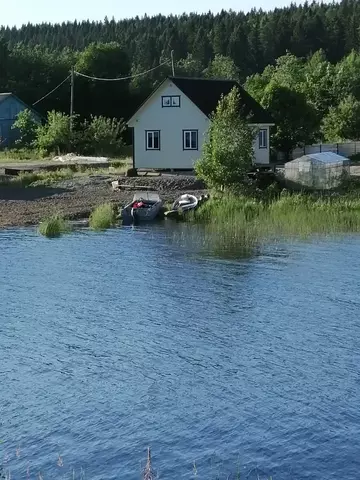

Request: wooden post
left=171, top=50, right=175, bottom=76
left=70, top=66, right=74, bottom=132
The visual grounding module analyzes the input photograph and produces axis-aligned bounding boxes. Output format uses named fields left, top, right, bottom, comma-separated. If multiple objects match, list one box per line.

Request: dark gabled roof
left=168, top=76, right=274, bottom=124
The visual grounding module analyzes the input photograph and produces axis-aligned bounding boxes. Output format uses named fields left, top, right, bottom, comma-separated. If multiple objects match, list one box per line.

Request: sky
left=1, top=0, right=306, bottom=27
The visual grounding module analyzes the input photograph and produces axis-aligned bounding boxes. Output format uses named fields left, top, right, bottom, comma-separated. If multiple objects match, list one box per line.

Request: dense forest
left=2, top=0, right=360, bottom=153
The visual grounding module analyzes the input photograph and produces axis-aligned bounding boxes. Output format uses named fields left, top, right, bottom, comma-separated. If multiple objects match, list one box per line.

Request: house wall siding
left=0, top=96, right=40, bottom=147
left=253, top=126, right=271, bottom=165
left=129, top=80, right=209, bottom=169
left=129, top=80, right=271, bottom=169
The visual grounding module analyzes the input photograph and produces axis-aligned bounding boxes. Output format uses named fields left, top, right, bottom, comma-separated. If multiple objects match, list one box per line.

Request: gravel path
left=0, top=174, right=206, bottom=228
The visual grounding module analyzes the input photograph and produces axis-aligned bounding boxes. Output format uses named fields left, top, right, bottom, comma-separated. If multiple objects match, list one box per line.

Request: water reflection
left=162, top=222, right=261, bottom=260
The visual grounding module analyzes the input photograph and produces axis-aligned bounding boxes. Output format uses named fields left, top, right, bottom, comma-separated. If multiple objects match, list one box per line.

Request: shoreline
left=0, top=174, right=206, bottom=228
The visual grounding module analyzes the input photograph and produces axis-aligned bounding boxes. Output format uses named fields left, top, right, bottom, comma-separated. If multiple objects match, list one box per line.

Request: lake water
left=1, top=225, right=360, bottom=480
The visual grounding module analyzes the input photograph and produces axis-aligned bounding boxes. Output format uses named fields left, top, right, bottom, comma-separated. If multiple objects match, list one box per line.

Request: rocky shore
left=0, top=174, right=206, bottom=228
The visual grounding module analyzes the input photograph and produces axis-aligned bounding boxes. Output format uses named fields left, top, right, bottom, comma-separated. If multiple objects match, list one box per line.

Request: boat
left=121, top=191, right=163, bottom=224
left=164, top=194, right=199, bottom=219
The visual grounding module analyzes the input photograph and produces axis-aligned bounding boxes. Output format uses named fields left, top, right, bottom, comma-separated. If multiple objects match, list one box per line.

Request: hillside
left=1, top=0, right=360, bottom=154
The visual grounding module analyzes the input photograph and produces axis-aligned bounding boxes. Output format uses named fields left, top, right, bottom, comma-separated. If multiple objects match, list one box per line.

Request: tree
left=177, top=53, right=203, bottom=77
left=75, top=42, right=131, bottom=119
left=333, top=50, right=360, bottom=101
left=12, top=109, right=39, bottom=147
left=195, top=87, right=255, bottom=191
left=321, top=95, right=360, bottom=141
left=204, top=54, right=239, bottom=81
left=35, top=111, right=72, bottom=154
left=245, top=65, right=275, bottom=102
left=302, top=49, right=336, bottom=117
left=0, top=37, right=9, bottom=89
left=261, top=83, right=318, bottom=158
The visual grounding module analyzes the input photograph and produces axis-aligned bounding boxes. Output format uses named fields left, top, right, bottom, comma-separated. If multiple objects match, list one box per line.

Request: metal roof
left=286, top=152, right=350, bottom=165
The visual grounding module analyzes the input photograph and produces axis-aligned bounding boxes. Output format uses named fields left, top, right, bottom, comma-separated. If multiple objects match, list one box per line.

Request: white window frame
left=259, top=129, right=268, bottom=149
left=183, top=130, right=198, bottom=150
left=145, top=130, right=160, bottom=150
left=161, top=95, right=180, bottom=107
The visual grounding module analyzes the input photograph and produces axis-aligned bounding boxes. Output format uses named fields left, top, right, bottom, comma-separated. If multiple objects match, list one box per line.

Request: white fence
left=277, top=142, right=360, bottom=162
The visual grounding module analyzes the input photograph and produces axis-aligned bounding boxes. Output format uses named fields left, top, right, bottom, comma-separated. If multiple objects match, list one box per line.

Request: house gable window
left=259, top=129, right=268, bottom=149
left=146, top=130, right=160, bottom=150
left=162, top=95, right=180, bottom=107
left=183, top=130, right=198, bottom=150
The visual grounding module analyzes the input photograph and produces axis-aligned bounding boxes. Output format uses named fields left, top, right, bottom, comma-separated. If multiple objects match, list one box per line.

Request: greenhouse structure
left=284, top=152, right=350, bottom=189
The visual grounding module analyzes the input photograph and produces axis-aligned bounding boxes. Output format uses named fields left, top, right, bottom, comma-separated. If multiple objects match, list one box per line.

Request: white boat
left=164, top=194, right=199, bottom=218
left=121, top=191, right=163, bottom=224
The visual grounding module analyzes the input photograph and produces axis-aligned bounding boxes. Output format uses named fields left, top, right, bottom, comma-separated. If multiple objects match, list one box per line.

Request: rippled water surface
left=1, top=225, right=360, bottom=480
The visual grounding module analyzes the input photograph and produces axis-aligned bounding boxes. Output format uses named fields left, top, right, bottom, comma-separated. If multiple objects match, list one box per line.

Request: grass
left=89, top=203, right=117, bottom=231
left=0, top=161, right=130, bottom=188
left=189, top=191, right=360, bottom=250
left=38, top=215, right=70, bottom=238
left=0, top=145, right=133, bottom=165
left=0, top=148, right=48, bottom=163
left=0, top=169, right=76, bottom=187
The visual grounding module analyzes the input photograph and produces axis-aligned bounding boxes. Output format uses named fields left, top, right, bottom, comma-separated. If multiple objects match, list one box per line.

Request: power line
left=32, top=74, right=71, bottom=106
left=74, top=59, right=171, bottom=82
left=31, top=56, right=173, bottom=110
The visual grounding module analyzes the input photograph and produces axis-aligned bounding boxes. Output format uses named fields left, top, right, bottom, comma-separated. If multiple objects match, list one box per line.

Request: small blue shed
left=0, top=93, right=42, bottom=147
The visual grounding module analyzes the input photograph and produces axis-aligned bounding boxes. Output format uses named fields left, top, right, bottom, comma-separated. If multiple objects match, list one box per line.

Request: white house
left=127, top=76, right=274, bottom=170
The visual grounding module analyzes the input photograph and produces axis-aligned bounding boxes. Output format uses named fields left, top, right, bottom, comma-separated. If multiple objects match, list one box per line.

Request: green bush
left=38, top=215, right=70, bottom=237
left=12, top=109, right=39, bottom=148
left=89, top=203, right=117, bottom=230
left=35, top=111, right=72, bottom=154
left=77, top=115, right=125, bottom=156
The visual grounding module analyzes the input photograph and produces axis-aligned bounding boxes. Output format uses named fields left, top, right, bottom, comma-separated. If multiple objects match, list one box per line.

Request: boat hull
left=121, top=202, right=163, bottom=223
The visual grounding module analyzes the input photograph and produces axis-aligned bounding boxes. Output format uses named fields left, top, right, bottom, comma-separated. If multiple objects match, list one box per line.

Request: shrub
left=35, top=111, right=72, bottom=154
left=12, top=109, right=39, bottom=148
left=38, top=215, right=70, bottom=237
left=89, top=203, right=117, bottom=230
left=78, top=115, right=125, bottom=156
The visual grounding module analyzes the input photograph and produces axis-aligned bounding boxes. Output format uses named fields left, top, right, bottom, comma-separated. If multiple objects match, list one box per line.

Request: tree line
left=1, top=0, right=360, bottom=156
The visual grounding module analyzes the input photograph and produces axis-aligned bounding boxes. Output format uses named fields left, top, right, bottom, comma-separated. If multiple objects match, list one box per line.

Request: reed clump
left=191, top=191, right=360, bottom=241
left=89, top=203, right=117, bottom=231
left=38, top=215, right=70, bottom=237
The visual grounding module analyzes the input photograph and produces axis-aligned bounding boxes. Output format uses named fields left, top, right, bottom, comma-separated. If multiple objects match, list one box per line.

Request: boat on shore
left=165, top=194, right=208, bottom=219
left=121, top=192, right=163, bottom=224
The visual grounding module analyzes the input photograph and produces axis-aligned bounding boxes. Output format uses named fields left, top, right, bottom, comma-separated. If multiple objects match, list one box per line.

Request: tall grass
left=190, top=192, right=360, bottom=246
left=89, top=203, right=117, bottom=231
left=38, top=215, right=70, bottom=237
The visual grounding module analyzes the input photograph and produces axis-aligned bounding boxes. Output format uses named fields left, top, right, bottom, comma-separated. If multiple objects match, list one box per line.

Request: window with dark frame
left=259, top=129, right=268, bottom=149
left=146, top=130, right=160, bottom=150
left=161, top=95, right=180, bottom=107
left=183, top=130, right=198, bottom=150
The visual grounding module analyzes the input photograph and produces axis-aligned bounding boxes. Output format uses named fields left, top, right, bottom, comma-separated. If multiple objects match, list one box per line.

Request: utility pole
left=171, top=50, right=175, bottom=76
left=70, top=66, right=74, bottom=132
